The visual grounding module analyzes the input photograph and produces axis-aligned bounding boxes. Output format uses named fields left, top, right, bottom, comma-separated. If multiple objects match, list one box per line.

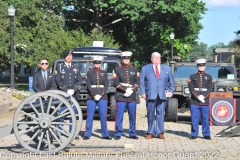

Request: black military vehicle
left=165, top=61, right=240, bottom=122
left=52, top=43, right=122, bottom=120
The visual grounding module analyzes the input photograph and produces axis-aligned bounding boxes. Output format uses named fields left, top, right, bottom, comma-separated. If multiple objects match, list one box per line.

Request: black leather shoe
left=83, top=136, right=90, bottom=140
left=204, top=136, right=211, bottom=140
left=114, top=136, right=121, bottom=140
left=129, top=136, right=139, bottom=139
left=102, top=136, right=112, bottom=140
left=189, top=136, right=197, bottom=140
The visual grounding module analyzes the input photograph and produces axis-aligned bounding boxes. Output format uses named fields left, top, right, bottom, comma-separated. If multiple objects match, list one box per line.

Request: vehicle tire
left=108, top=94, right=116, bottom=121
left=165, top=98, right=178, bottom=122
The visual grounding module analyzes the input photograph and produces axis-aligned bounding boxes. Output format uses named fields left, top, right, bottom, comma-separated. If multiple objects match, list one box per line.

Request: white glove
left=67, top=89, right=74, bottom=96
left=198, top=95, right=205, bottom=103
left=198, top=95, right=204, bottom=100
left=94, top=94, right=102, bottom=101
left=126, top=88, right=133, bottom=95
left=123, top=93, right=131, bottom=97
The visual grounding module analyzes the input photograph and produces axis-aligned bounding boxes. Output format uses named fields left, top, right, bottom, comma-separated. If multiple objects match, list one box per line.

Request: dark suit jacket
left=33, top=70, right=57, bottom=92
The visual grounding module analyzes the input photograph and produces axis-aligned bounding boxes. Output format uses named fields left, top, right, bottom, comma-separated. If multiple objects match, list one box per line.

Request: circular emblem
left=212, top=101, right=233, bottom=123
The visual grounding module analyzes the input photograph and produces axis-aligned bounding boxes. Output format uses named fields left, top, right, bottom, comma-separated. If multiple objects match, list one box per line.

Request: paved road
left=0, top=99, right=239, bottom=160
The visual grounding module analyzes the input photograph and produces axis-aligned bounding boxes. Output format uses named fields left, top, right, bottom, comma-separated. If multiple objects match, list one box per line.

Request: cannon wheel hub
left=39, top=118, right=51, bottom=129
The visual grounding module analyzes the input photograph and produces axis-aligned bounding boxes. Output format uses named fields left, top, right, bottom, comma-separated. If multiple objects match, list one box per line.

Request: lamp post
left=170, top=32, right=175, bottom=61
left=8, top=5, right=16, bottom=89
left=169, top=32, right=175, bottom=73
left=184, top=44, right=187, bottom=60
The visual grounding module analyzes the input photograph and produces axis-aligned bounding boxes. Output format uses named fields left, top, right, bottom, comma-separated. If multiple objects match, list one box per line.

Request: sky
left=198, top=0, right=240, bottom=47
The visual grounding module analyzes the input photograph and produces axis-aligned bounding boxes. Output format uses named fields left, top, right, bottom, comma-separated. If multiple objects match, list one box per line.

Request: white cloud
left=202, top=0, right=240, bottom=7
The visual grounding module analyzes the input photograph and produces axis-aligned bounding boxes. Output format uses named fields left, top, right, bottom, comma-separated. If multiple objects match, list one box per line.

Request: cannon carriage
left=0, top=90, right=83, bottom=154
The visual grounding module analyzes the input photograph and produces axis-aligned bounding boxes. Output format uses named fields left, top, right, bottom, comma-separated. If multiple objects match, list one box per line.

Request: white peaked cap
left=92, top=55, right=104, bottom=62
left=120, top=51, right=133, bottom=58
left=195, top=58, right=207, bottom=64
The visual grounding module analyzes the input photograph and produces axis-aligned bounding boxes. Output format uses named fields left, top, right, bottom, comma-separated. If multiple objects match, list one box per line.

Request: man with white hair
left=188, top=58, right=213, bottom=140
left=140, top=52, right=175, bottom=140
left=113, top=51, right=140, bottom=140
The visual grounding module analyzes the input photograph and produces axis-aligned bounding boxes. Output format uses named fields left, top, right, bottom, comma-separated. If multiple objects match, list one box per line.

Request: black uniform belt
left=194, top=88, right=207, bottom=91
left=91, top=85, right=104, bottom=88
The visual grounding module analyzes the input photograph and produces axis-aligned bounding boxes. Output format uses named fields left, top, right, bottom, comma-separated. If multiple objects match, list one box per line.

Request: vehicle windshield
left=174, top=65, right=235, bottom=79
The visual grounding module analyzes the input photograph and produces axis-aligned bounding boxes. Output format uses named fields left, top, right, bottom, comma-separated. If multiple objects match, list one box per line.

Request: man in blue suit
left=140, top=52, right=175, bottom=139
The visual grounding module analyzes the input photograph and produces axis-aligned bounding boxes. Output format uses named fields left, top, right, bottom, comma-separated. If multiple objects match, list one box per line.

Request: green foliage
left=62, top=0, right=207, bottom=68
left=207, top=42, right=229, bottom=60
left=0, top=0, right=208, bottom=72
left=232, top=29, right=240, bottom=67
left=230, top=41, right=240, bottom=68
left=0, top=0, right=118, bottom=85
left=189, top=42, right=208, bottom=60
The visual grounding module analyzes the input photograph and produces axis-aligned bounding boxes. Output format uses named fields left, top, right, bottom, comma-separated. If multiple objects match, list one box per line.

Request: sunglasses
left=41, top=63, right=48, bottom=65
left=94, top=61, right=101, bottom=64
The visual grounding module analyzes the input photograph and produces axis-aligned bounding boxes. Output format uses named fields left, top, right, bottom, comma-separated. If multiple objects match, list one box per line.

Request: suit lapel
left=38, top=71, right=46, bottom=87
left=46, top=71, right=51, bottom=85
left=159, top=65, right=164, bottom=80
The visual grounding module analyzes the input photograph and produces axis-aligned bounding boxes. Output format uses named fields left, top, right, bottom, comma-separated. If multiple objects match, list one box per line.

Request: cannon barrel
left=22, top=98, right=65, bottom=113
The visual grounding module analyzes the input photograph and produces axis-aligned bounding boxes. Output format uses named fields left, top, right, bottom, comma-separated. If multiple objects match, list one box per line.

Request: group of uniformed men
left=33, top=49, right=213, bottom=141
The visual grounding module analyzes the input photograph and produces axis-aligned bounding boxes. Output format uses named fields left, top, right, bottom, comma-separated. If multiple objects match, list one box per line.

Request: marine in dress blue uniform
left=83, top=55, right=111, bottom=140
left=188, top=58, right=213, bottom=140
left=55, top=50, right=82, bottom=133
left=113, top=51, right=140, bottom=140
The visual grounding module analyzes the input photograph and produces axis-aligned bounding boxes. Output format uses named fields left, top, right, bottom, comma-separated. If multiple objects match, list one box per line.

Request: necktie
left=43, top=74, right=47, bottom=88
left=68, top=65, right=70, bottom=68
left=155, top=65, right=160, bottom=78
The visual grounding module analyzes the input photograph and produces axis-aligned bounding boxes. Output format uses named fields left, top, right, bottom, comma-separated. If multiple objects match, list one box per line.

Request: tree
left=0, top=0, right=119, bottom=84
left=189, top=42, right=208, bottom=60
left=231, top=30, right=240, bottom=67
left=61, top=0, right=207, bottom=67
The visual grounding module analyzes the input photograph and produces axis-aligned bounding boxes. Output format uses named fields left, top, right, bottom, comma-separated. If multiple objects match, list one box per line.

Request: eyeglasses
left=41, top=63, right=48, bottom=65
left=197, top=65, right=205, bottom=67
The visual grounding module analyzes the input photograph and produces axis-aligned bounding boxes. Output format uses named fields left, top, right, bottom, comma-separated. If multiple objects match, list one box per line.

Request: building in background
left=213, top=48, right=234, bottom=63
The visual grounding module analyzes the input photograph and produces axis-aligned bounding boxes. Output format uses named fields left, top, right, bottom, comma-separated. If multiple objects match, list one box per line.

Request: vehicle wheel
left=165, top=98, right=178, bottom=122
left=108, top=94, right=116, bottom=121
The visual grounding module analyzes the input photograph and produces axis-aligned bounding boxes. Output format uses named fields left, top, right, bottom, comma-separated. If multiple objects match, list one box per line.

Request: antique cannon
left=0, top=90, right=83, bottom=154
left=216, top=121, right=240, bottom=137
